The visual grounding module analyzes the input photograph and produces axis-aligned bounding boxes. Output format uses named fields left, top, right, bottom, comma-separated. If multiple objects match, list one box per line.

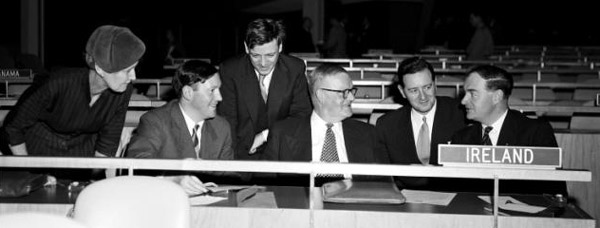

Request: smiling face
left=98, top=61, right=138, bottom=92
left=399, top=69, right=437, bottom=114
left=245, top=39, right=282, bottom=76
left=188, top=73, right=222, bottom=120
left=316, top=72, right=355, bottom=122
left=461, top=72, right=496, bottom=124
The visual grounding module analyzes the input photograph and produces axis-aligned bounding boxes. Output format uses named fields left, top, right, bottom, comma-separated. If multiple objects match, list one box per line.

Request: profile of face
left=461, top=72, right=496, bottom=123
left=318, top=72, right=355, bottom=122
left=245, top=39, right=281, bottom=76
left=188, top=73, right=223, bottom=120
left=399, top=69, right=437, bottom=114
left=97, top=62, right=138, bottom=92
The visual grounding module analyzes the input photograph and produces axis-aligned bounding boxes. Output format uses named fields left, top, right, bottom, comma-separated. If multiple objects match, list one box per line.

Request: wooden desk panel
left=557, top=132, right=600, bottom=228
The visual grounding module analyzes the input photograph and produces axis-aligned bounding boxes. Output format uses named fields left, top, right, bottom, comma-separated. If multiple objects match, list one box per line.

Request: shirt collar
left=179, top=103, right=204, bottom=135
left=483, top=109, right=508, bottom=134
left=410, top=101, right=437, bottom=124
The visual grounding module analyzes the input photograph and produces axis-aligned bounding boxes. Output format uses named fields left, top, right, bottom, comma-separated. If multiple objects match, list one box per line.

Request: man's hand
left=249, top=130, right=269, bottom=154
left=176, top=175, right=217, bottom=196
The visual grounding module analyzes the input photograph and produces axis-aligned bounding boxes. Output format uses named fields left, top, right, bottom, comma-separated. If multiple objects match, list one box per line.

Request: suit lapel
left=266, top=59, right=289, bottom=124
left=399, top=108, right=419, bottom=163
left=284, top=117, right=311, bottom=161
left=170, top=101, right=196, bottom=159
left=199, top=120, right=218, bottom=159
left=497, top=110, right=517, bottom=146
left=343, top=120, right=367, bottom=163
left=241, top=57, right=263, bottom=124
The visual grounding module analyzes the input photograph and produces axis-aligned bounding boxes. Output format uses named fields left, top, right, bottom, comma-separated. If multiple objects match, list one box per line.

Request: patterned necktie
left=482, top=126, right=493, bottom=145
left=318, top=123, right=343, bottom=180
left=191, top=124, right=201, bottom=158
left=416, top=116, right=430, bottom=165
left=258, top=74, right=268, bottom=102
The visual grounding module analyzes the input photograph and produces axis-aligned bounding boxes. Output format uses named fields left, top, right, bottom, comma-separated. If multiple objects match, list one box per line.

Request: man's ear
left=398, top=85, right=407, bottom=99
left=278, top=43, right=283, bottom=53
left=244, top=42, right=250, bottom=54
left=492, top=90, right=504, bottom=104
left=94, top=64, right=107, bottom=78
left=181, top=85, right=194, bottom=101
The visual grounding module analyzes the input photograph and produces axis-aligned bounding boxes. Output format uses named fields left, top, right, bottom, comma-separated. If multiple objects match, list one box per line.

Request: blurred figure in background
left=466, top=10, right=494, bottom=60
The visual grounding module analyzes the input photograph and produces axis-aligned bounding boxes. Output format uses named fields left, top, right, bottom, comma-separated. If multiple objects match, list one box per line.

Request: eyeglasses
left=320, top=87, right=358, bottom=99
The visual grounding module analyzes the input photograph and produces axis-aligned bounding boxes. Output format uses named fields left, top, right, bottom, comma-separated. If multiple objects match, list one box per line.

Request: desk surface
left=0, top=182, right=593, bottom=227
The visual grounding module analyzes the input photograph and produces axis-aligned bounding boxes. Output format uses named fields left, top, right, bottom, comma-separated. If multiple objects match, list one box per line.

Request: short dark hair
left=245, top=18, right=286, bottom=49
left=396, top=56, right=435, bottom=88
left=172, top=60, right=217, bottom=98
left=467, top=65, right=513, bottom=98
left=308, top=63, right=348, bottom=96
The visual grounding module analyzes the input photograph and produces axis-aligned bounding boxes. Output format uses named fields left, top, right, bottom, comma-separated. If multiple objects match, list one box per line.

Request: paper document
left=478, top=196, right=546, bottom=213
left=400, top=189, right=456, bottom=206
left=189, top=195, right=227, bottom=206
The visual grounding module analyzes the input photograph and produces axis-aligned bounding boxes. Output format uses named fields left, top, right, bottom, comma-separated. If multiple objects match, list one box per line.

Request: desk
left=0, top=184, right=594, bottom=228
left=557, top=132, right=600, bottom=228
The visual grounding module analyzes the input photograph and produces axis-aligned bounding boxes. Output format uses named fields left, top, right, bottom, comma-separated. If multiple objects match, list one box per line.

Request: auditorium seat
left=145, top=77, right=174, bottom=100
left=0, top=212, right=87, bottom=228
left=436, top=75, right=462, bottom=98
left=74, top=176, right=190, bottom=228
left=570, top=114, right=600, bottom=131
left=573, top=79, right=600, bottom=101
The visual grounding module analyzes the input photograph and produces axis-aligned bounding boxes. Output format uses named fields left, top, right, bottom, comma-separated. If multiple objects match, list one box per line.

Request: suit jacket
left=127, top=100, right=233, bottom=160
left=451, top=109, right=566, bottom=195
left=263, top=116, right=388, bottom=186
left=375, top=97, right=466, bottom=165
left=218, top=54, right=312, bottom=160
left=375, top=97, right=466, bottom=190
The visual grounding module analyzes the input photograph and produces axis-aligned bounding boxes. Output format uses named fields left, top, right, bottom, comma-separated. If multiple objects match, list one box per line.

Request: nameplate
left=0, top=69, right=33, bottom=79
left=438, top=144, right=562, bottom=169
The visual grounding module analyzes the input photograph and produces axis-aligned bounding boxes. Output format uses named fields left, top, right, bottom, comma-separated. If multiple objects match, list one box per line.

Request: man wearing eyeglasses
left=263, top=64, right=386, bottom=186
left=374, top=57, right=466, bottom=190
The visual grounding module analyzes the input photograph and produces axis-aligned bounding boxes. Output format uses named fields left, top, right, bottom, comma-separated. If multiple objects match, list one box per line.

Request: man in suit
left=218, top=18, right=312, bottom=160
left=263, top=64, right=386, bottom=186
left=452, top=65, right=566, bottom=195
left=127, top=60, right=234, bottom=195
left=375, top=57, right=466, bottom=190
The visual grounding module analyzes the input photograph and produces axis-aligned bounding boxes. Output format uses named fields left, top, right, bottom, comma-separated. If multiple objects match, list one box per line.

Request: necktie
left=191, top=124, right=201, bottom=158
left=318, top=123, right=343, bottom=180
left=416, top=116, right=430, bottom=165
left=258, top=74, right=268, bottom=102
left=482, top=126, right=493, bottom=145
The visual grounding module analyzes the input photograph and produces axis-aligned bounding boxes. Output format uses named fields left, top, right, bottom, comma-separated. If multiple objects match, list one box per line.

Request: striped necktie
left=192, top=124, right=201, bottom=158
left=482, top=126, right=493, bottom=146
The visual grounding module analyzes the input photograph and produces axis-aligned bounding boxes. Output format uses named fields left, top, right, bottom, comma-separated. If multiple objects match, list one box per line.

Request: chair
left=73, top=176, right=190, bottom=228
left=0, top=212, right=87, bottom=228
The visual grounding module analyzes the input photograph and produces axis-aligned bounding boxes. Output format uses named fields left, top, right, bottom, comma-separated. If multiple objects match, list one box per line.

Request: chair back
left=74, top=176, right=190, bottom=228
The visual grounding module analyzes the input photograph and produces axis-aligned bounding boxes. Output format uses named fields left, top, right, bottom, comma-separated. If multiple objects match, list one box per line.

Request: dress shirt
left=254, top=69, right=273, bottom=95
left=482, top=110, right=508, bottom=146
left=179, top=104, right=205, bottom=157
left=310, top=112, right=350, bottom=178
left=410, top=102, right=437, bottom=149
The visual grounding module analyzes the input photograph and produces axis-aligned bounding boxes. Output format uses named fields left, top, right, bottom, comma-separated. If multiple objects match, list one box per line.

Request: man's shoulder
left=343, top=118, right=375, bottom=131
left=277, top=54, right=306, bottom=72
left=207, top=115, right=231, bottom=128
left=377, top=106, right=410, bottom=125
left=140, top=100, right=178, bottom=120
left=507, top=109, right=552, bottom=129
left=219, top=54, right=247, bottom=69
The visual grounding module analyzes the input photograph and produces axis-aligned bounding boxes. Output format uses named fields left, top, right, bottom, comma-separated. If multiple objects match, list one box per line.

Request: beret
left=86, top=25, right=146, bottom=73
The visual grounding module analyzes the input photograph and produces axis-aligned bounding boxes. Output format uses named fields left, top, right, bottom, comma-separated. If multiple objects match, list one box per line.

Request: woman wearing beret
left=3, top=25, right=145, bottom=163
